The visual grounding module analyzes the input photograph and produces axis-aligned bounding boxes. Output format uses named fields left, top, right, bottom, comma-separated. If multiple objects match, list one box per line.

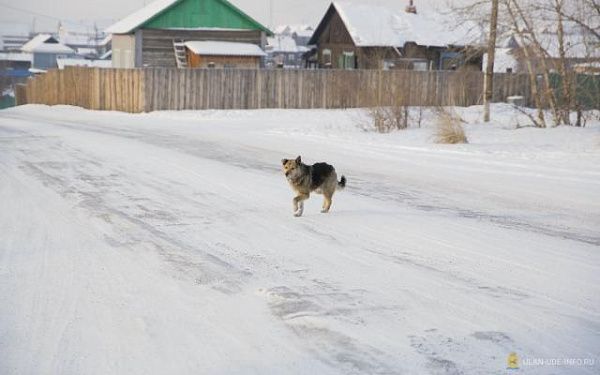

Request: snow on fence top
left=184, top=41, right=266, bottom=57
left=57, top=58, right=112, bottom=69
left=330, top=1, right=483, bottom=47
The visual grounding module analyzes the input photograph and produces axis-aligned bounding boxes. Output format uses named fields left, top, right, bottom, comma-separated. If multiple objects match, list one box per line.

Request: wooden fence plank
left=21, top=67, right=552, bottom=113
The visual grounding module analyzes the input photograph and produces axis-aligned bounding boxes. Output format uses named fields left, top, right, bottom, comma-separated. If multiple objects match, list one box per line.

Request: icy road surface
left=1, top=105, right=599, bottom=374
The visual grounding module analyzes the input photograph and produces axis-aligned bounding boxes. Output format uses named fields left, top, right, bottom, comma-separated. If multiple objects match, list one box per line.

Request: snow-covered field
left=0, top=104, right=599, bottom=374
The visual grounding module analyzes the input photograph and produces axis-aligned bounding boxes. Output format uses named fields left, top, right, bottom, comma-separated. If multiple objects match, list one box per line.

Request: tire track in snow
left=4, top=112, right=598, bottom=246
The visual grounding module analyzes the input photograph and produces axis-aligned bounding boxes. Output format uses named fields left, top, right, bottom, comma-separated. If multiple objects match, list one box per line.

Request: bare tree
left=504, top=0, right=547, bottom=127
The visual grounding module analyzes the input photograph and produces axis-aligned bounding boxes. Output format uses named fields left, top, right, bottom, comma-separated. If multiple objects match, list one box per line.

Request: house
left=0, top=23, right=30, bottom=52
left=486, top=31, right=600, bottom=74
left=21, top=34, right=76, bottom=70
left=275, top=24, right=315, bottom=47
left=0, top=52, right=32, bottom=86
left=266, top=35, right=308, bottom=68
left=308, top=1, right=484, bottom=70
left=184, top=41, right=265, bottom=68
left=105, top=0, right=272, bottom=68
left=58, top=24, right=112, bottom=59
left=0, top=52, right=32, bottom=72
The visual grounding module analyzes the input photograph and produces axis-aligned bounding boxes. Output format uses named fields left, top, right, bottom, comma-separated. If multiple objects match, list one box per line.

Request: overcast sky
left=0, top=0, right=452, bottom=34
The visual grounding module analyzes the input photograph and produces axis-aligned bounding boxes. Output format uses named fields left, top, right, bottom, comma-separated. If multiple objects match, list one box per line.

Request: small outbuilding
left=184, top=41, right=266, bottom=68
left=21, top=34, right=76, bottom=70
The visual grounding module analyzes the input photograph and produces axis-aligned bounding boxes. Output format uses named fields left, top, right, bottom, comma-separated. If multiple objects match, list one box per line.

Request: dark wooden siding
left=310, top=5, right=483, bottom=71
left=140, top=28, right=263, bottom=67
left=187, top=53, right=260, bottom=69
left=314, top=9, right=359, bottom=68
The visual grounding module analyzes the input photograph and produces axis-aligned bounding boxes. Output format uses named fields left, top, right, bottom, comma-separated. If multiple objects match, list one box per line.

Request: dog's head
left=281, top=156, right=302, bottom=176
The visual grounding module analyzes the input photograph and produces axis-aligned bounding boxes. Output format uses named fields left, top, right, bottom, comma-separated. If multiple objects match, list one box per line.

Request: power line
left=0, top=2, right=95, bottom=29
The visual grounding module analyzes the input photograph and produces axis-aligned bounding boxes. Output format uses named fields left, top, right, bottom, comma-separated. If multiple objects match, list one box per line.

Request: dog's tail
left=337, top=175, right=347, bottom=190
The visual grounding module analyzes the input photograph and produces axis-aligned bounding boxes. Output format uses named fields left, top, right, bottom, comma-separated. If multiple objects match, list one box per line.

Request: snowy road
left=1, top=105, right=599, bottom=374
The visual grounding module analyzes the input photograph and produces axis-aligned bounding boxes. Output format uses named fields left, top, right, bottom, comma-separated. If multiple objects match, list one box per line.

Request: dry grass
left=434, top=108, right=468, bottom=144
left=366, top=106, right=409, bottom=133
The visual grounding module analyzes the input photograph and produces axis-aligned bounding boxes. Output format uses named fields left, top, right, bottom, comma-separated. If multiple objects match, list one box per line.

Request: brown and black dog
left=282, top=156, right=346, bottom=217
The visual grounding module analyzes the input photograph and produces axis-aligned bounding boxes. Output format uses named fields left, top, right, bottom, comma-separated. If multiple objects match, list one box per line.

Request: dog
left=281, top=156, right=346, bottom=217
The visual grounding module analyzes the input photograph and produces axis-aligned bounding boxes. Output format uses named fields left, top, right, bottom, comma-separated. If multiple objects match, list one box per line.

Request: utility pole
left=483, top=0, right=499, bottom=122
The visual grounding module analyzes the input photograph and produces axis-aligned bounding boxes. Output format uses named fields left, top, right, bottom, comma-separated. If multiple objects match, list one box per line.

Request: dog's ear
left=295, top=155, right=302, bottom=164
left=281, top=158, right=287, bottom=165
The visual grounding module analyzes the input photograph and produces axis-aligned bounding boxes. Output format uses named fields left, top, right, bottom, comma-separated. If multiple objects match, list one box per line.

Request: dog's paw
left=294, top=211, right=303, bottom=217
left=320, top=209, right=330, bottom=214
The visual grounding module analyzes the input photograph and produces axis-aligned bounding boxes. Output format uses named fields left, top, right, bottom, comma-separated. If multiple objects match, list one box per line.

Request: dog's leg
left=293, top=194, right=309, bottom=217
left=321, top=193, right=333, bottom=213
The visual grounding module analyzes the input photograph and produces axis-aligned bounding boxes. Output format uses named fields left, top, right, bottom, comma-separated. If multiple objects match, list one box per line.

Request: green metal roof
left=106, top=0, right=272, bottom=35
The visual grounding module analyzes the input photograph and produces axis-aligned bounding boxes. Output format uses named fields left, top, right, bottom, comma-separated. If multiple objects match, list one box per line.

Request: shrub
left=434, top=108, right=468, bottom=144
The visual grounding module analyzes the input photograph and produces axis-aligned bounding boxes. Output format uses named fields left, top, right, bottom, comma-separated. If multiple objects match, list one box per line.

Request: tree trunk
left=483, top=0, right=499, bottom=122
left=555, top=0, right=572, bottom=125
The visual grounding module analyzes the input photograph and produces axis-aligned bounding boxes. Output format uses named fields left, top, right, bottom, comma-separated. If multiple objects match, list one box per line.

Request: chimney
left=405, top=0, right=417, bottom=14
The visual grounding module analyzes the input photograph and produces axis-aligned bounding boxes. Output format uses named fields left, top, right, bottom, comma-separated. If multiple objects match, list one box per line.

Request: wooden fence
left=17, top=67, right=535, bottom=113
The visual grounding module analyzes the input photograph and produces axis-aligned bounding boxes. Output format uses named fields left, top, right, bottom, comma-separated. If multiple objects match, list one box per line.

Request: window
left=342, top=51, right=355, bottom=69
left=412, top=61, right=428, bottom=71
left=322, top=49, right=332, bottom=67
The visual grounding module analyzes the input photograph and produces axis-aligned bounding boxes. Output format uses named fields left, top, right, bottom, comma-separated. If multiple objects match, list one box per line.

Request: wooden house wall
left=311, top=6, right=483, bottom=71
left=140, top=29, right=263, bottom=68
left=314, top=10, right=358, bottom=68
left=187, top=53, right=260, bottom=69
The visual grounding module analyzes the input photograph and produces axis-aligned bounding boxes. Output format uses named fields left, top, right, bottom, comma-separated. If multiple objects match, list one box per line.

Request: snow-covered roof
left=57, top=58, right=112, bottom=69
left=60, top=33, right=94, bottom=46
left=275, top=24, right=314, bottom=36
left=0, top=52, right=32, bottom=62
left=312, top=1, right=483, bottom=48
left=483, top=48, right=518, bottom=73
left=507, top=32, right=600, bottom=59
left=31, top=43, right=75, bottom=54
left=267, top=35, right=299, bottom=53
left=105, top=0, right=271, bottom=35
left=21, top=34, right=54, bottom=52
left=77, top=47, right=98, bottom=55
left=293, top=28, right=314, bottom=38
left=184, top=41, right=266, bottom=56
left=106, top=0, right=178, bottom=34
